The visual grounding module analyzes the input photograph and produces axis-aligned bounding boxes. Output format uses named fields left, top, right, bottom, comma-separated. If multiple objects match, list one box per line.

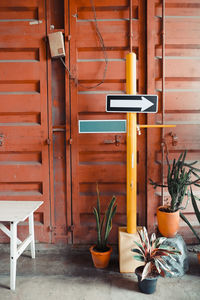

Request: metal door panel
left=147, top=0, right=200, bottom=243
left=69, top=0, right=146, bottom=244
left=0, top=0, right=51, bottom=243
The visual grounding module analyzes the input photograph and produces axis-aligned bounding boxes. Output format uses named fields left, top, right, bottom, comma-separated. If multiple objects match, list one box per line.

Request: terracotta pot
left=157, top=206, right=179, bottom=238
left=90, top=245, right=112, bottom=269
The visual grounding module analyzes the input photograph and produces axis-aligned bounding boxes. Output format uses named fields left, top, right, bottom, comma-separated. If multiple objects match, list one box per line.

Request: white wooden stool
left=0, top=201, right=43, bottom=290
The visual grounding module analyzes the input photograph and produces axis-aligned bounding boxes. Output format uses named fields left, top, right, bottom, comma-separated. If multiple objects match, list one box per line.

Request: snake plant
left=93, top=184, right=117, bottom=252
left=149, top=150, right=200, bottom=212
left=132, top=227, right=181, bottom=280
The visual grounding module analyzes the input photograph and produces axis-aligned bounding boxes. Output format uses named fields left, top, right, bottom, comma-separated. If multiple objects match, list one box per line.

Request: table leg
left=29, top=212, right=35, bottom=259
left=10, top=221, right=17, bottom=291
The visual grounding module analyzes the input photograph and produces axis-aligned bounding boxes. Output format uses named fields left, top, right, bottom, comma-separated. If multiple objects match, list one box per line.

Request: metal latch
left=66, top=35, right=71, bottom=41
left=104, top=135, right=121, bottom=146
left=46, top=138, right=51, bottom=145
left=29, top=20, right=43, bottom=25
left=67, top=225, right=75, bottom=232
left=48, top=226, right=56, bottom=232
left=170, top=132, right=178, bottom=146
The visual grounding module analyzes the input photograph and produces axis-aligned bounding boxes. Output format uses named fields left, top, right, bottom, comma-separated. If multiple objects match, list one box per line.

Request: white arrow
left=110, top=96, right=154, bottom=112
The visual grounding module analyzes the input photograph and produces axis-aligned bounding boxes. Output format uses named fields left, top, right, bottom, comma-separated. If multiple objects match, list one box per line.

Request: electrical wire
left=60, top=56, right=74, bottom=78
left=77, top=0, right=108, bottom=89
left=61, top=0, right=108, bottom=89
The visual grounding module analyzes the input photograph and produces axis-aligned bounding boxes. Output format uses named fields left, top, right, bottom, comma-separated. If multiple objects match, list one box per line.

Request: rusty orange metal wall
left=68, top=0, right=146, bottom=244
left=47, top=0, right=70, bottom=243
left=1, top=0, right=198, bottom=245
left=147, top=0, right=200, bottom=243
left=0, top=0, right=52, bottom=243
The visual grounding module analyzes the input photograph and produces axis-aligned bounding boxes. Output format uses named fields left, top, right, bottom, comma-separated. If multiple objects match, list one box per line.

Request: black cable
left=60, top=56, right=74, bottom=79
left=77, top=0, right=108, bottom=89
left=61, top=0, right=108, bottom=89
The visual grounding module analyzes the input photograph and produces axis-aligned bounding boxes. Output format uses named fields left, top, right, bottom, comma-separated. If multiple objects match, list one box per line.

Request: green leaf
left=143, top=227, right=150, bottom=252
left=100, top=214, right=106, bottom=242
left=134, top=241, right=145, bottom=255
left=152, top=249, right=180, bottom=260
left=137, top=229, right=148, bottom=252
left=191, top=188, right=200, bottom=224
left=133, top=255, right=144, bottom=262
left=131, top=248, right=143, bottom=255
left=93, top=207, right=101, bottom=248
left=156, top=258, right=174, bottom=275
left=104, top=196, right=117, bottom=245
left=93, top=185, right=117, bottom=250
left=155, top=237, right=167, bottom=248
left=180, top=211, right=200, bottom=243
left=111, top=204, right=117, bottom=220
left=181, top=150, right=187, bottom=167
left=154, top=259, right=161, bottom=274
left=150, top=233, right=156, bottom=247
left=96, top=183, right=101, bottom=219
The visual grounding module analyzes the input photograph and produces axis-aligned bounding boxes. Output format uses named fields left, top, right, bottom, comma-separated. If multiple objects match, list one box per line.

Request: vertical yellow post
left=126, top=52, right=137, bottom=234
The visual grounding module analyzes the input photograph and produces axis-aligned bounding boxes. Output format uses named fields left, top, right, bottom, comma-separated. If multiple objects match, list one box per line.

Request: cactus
left=150, top=150, right=200, bottom=212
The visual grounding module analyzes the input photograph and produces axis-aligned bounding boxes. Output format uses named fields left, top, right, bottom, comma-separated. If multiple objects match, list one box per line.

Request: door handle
left=103, top=135, right=121, bottom=146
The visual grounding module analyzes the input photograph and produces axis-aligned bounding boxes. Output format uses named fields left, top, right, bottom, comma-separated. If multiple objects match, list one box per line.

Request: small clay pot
left=90, top=245, right=112, bottom=269
left=135, top=266, right=158, bottom=294
left=157, top=206, right=179, bottom=238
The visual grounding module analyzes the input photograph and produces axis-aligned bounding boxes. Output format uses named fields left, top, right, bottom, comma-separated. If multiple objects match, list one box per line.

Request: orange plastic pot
left=90, top=245, right=112, bottom=269
left=157, top=206, right=179, bottom=238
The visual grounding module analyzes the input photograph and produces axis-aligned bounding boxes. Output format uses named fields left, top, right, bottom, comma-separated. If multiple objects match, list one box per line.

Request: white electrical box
left=48, top=31, right=65, bottom=58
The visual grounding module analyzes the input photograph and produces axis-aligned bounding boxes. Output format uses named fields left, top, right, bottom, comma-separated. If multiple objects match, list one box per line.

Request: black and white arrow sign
left=106, top=94, right=158, bottom=113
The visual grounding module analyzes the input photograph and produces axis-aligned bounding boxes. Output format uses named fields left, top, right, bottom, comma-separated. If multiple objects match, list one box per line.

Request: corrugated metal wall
left=0, top=0, right=51, bottom=243
left=0, top=0, right=199, bottom=245
left=147, top=0, right=200, bottom=243
left=69, top=0, right=146, bottom=244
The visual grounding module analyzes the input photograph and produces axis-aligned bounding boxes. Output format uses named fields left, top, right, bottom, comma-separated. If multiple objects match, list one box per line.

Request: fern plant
left=93, top=184, right=117, bottom=251
left=150, top=150, right=200, bottom=212
left=132, top=227, right=181, bottom=280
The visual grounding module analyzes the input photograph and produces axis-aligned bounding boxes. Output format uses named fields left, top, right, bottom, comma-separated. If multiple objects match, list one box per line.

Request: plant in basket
left=90, top=184, right=117, bottom=269
left=132, top=227, right=181, bottom=294
left=149, top=150, right=200, bottom=237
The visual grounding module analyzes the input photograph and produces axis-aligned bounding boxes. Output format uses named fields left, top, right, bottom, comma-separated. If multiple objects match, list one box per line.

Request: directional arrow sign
left=106, top=94, right=158, bottom=113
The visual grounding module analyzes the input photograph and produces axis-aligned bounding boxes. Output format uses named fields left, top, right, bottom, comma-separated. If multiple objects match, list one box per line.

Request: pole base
left=118, top=226, right=144, bottom=273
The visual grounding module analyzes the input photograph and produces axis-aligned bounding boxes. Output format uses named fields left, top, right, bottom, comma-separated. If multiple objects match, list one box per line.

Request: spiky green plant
left=180, top=188, right=200, bottom=243
left=132, top=227, right=181, bottom=281
left=149, top=150, right=200, bottom=212
left=93, top=184, right=117, bottom=251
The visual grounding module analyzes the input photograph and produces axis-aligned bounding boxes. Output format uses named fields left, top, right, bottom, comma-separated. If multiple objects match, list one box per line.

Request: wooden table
left=0, top=201, right=43, bottom=290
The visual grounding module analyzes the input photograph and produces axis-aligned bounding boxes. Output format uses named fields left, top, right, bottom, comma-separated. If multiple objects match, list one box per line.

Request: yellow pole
left=126, top=52, right=137, bottom=234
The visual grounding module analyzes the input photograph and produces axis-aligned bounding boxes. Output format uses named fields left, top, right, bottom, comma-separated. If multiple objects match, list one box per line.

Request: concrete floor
left=0, top=245, right=199, bottom=300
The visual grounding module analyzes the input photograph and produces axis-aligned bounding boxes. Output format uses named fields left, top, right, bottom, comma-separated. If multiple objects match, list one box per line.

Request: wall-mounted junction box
left=48, top=31, right=65, bottom=58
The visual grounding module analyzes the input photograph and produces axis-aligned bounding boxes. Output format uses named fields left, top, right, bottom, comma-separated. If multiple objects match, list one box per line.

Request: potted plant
left=149, top=150, right=200, bottom=237
left=132, top=227, right=181, bottom=294
left=90, top=184, right=117, bottom=269
left=180, top=188, right=200, bottom=263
